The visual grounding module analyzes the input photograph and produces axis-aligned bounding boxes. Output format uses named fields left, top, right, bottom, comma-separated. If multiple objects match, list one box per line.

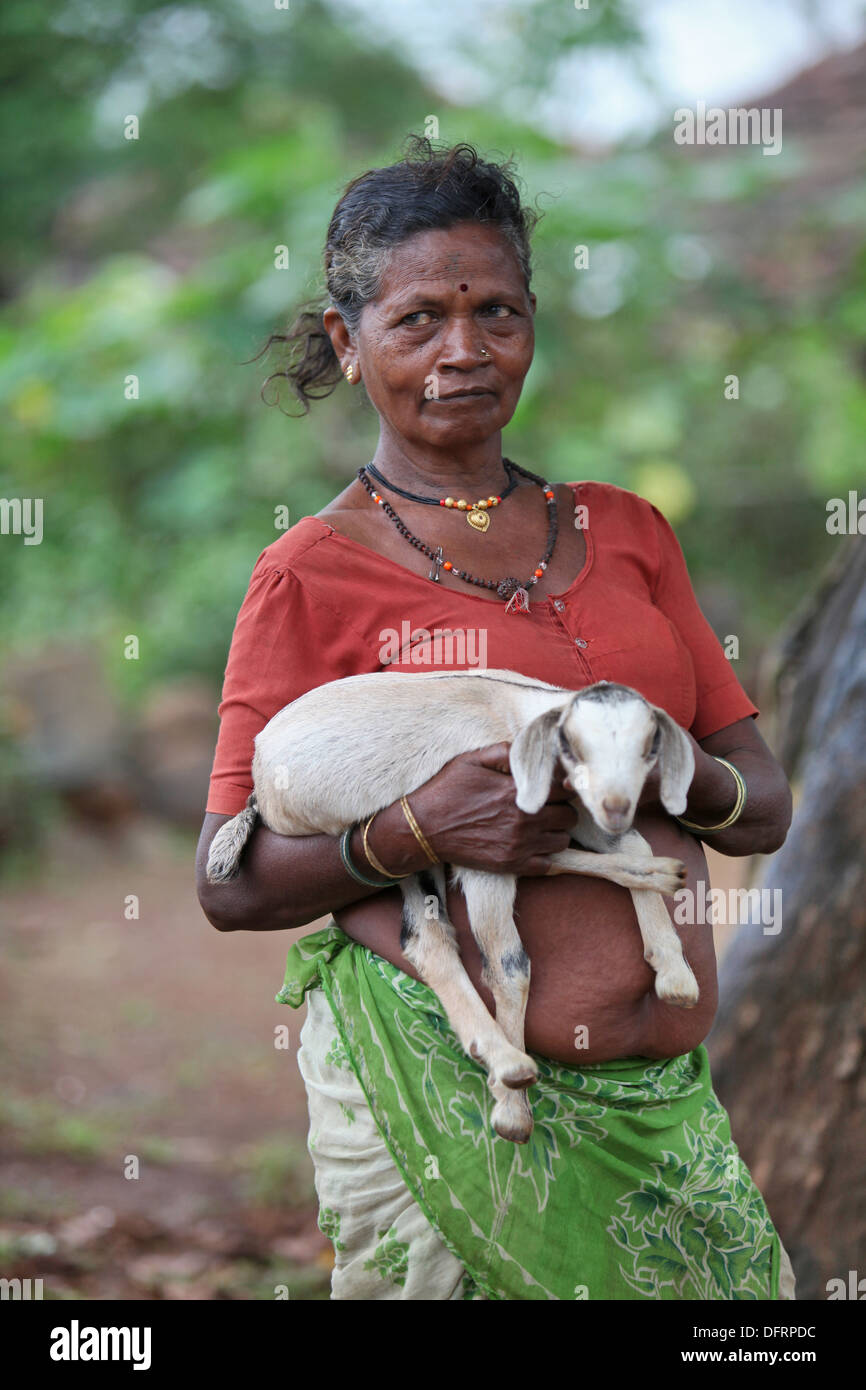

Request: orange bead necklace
left=357, top=460, right=559, bottom=613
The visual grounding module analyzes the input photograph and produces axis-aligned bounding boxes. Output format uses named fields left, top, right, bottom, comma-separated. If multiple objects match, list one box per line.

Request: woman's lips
left=429, top=391, right=494, bottom=402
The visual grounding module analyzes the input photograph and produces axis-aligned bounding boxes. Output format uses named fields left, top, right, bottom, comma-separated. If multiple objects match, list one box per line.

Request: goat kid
left=206, top=671, right=698, bottom=1144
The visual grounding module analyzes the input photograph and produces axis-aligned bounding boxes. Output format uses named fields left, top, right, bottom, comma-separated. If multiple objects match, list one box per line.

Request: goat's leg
left=399, top=873, right=537, bottom=1113
left=547, top=826, right=697, bottom=1005
left=545, top=846, right=687, bottom=895
left=453, top=869, right=535, bottom=1144
left=617, top=830, right=699, bottom=1007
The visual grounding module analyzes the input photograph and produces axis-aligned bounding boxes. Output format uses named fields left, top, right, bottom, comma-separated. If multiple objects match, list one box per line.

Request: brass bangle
left=399, top=794, right=440, bottom=865
left=361, top=812, right=411, bottom=880
left=675, top=757, right=747, bottom=834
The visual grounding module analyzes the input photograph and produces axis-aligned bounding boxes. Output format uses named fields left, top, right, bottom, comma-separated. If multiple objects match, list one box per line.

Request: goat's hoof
left=494, top=1121, right=533, bottom=1145
left=492, top=1096, right=533, bottom=1144
left=655, top=962, right=700, bottom=1008
left=498, top=1055, right=537, bottom=1090
left=650, top=857, right=688, bottom=896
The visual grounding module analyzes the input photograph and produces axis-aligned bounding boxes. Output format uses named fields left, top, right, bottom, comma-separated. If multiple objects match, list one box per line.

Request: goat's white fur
left=206, top=670, right=699, bottom=1144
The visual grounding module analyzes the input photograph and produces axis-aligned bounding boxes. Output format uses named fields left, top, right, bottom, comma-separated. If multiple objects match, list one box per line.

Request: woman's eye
left=399, top=304, right=513, bottom=327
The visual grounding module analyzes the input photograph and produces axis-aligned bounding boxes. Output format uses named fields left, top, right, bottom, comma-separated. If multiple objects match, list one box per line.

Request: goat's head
left=509, top=682, right=694, bottom=835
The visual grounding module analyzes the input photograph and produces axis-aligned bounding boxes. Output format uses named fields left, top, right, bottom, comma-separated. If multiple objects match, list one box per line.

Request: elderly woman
left=196, top=137, right=796, bottom=1301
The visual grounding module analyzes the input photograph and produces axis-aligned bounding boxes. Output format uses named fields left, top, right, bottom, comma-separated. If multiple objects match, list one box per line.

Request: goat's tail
left=206, top=791, right=259, bottom=884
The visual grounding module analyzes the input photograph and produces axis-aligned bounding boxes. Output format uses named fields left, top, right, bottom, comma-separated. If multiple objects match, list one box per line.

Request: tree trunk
left=708, top=533, right=866, bottom=1302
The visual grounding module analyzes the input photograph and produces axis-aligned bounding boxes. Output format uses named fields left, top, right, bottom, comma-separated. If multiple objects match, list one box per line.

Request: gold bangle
left=361, top=812, right=410, bottom=880
left=675, top=757, right=747, bottom=833
left=399, top=794, right=440, bottom=865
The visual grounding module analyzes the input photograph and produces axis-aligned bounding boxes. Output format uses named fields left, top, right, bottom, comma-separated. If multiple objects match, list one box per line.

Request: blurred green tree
left=0, top=0, right=861, bottom=715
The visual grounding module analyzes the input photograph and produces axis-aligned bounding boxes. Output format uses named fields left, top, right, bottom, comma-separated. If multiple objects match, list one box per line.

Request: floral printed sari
left=278, top=921, right=793, bottom=1301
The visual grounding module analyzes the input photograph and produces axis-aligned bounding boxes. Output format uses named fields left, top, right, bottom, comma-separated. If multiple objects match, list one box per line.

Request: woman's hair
left=253, top=133, right=541, bottom=415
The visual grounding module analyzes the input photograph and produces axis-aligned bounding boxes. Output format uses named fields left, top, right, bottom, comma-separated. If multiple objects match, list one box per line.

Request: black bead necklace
left=357, top=459, right=559, bottom=613
left=365, top=458, right=520, bottom=532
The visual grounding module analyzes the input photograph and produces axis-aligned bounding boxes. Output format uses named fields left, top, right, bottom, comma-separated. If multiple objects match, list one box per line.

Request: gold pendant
left=467, top=508, right=490, bottom=532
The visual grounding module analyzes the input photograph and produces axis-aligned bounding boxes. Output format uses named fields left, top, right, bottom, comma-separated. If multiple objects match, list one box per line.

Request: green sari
left=278, top=921, right=784, bottom=1301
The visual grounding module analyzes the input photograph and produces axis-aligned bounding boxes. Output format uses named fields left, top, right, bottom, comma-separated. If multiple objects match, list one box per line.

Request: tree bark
left=708, top=533, right=866, bottom=1302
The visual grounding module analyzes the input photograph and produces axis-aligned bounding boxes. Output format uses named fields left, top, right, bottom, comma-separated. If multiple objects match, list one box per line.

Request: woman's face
left=340, top=221, right=536, bottom=452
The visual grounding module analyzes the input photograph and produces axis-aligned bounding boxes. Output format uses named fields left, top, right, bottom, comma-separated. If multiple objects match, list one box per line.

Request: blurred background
left=1, top=0, right=864, bottom=1300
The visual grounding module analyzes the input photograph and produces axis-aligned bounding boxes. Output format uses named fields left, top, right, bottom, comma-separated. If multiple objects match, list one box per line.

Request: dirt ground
left=0, top=815, right=333, bottom=1301
left=0, top=814, right=746, bottom=1301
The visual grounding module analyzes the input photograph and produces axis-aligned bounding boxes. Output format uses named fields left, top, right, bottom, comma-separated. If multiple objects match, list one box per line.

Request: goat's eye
left=649, top=729, right=661, bottom=757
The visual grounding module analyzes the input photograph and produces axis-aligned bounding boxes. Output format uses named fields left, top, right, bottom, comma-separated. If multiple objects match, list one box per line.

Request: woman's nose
left=436, top=320, right=489, bottom=369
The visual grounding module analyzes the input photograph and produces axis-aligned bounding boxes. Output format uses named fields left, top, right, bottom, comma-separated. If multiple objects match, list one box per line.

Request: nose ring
left=480, top=348, right=490, bottom=357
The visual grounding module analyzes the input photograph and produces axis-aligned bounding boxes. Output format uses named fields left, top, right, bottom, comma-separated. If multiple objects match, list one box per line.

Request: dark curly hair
left=252, top=134, right=541, bottom=415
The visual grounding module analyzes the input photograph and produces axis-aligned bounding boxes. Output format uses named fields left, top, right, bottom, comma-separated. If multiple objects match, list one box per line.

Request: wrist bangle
left=339, top=825, right=393, bottom=888
left=399, top=794, right=439, bottom=865
left=361, top=812, right=411, bottom=880
left=675, top=757, right=747, bottom=834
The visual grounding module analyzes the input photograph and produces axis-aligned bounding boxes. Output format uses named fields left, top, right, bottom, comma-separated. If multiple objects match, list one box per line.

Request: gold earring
left=345, top=363, right=354, bottom=382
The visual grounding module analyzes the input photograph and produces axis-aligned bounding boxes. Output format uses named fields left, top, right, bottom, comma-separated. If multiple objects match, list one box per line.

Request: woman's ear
left=509, top=707, right=562, bottom=813
left=322, top=305, right=352, bottom=359
left=652, top=707, right=695, bottom=815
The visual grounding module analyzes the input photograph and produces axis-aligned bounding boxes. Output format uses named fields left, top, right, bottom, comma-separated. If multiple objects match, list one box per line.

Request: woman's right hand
left=197, top=740, right=580, bottom=935
left=403, top=741, right=578, bottom=876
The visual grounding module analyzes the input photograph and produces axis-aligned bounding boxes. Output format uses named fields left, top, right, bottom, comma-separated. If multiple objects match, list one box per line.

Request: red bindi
left=459, top=283, right=468, bottom=291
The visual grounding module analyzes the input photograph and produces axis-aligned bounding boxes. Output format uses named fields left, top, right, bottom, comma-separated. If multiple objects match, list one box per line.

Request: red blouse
left=205, top=481, right=759, bottom=817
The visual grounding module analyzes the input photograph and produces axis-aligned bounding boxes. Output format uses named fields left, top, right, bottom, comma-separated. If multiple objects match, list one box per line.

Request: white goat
left=206, top=670, right=699, bottom=1144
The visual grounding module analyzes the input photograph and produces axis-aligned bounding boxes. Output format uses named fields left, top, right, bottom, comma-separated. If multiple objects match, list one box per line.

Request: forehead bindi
left=364, top=229, right=528, bottom=324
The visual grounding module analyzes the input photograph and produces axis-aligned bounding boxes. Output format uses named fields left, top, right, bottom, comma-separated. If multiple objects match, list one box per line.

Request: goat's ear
left=652, top=707, right=695, bottom=815
left=509, top=707, right=562, bottom=814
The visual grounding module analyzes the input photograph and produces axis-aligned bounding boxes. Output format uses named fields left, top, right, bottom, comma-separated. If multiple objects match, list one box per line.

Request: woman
left=196, top=137, right=795, bottom=1301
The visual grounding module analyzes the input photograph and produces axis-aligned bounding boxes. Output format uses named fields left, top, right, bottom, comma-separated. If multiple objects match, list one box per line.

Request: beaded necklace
left=364, top=458, right=519, bottom=531
left=357, top=460, right=559, bottom=613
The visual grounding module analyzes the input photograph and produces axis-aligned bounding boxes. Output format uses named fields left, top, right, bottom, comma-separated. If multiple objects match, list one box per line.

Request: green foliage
left=0, top=0, right=862, bottom=708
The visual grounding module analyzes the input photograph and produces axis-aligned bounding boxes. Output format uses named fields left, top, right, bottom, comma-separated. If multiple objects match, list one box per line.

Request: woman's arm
left=677, top=716, right=792, bottom=857
left=195, top=804, right=428, bottom=933
left=195, top=743, right=578, bottom=933
left=640, top=501, right=791, bottom=855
